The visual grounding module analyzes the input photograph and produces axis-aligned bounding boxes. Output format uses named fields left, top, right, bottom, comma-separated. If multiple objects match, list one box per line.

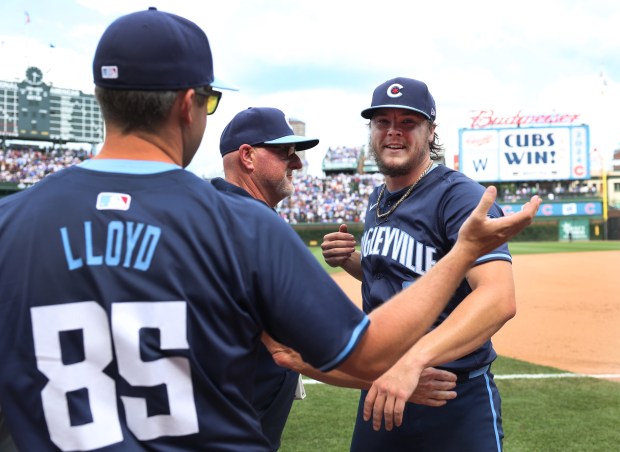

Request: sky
left=1, top=0, right=619, bottom=177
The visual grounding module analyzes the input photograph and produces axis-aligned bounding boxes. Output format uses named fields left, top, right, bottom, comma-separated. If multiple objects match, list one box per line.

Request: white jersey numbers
left=31, top=302, right=122, bottom=450
left=112, top=302, right=199, bottom=439
left=30, top=301, right=198, bottom=451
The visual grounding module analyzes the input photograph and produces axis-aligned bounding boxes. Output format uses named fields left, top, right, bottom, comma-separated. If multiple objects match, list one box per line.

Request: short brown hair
left=95, top=87, right=178, bottom=134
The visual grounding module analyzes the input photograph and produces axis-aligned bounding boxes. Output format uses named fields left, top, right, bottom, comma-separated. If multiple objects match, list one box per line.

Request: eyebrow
left=372, top=114, right=425, bottom=122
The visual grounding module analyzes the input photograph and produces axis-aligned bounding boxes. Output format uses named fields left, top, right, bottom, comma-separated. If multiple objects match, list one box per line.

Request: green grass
left=281, top=356, right=620, bottom=452
left=292, top=243, right=620, bottom=451
left=508, top=240, right=620, bottom=254
left=309, top=241, right=620, bottom=273
left=308, top=246, right=343, bottom=274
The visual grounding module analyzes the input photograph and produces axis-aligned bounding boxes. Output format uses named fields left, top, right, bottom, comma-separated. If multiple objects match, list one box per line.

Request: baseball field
left=280, top=241, right=620, bottom=451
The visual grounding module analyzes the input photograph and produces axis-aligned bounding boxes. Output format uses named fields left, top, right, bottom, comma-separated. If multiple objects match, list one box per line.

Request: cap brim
left=263, top=135, right=319, bottom=151
left=211, top=76, right=239, bottom=91
left=361, top=105, right=431, bottom=120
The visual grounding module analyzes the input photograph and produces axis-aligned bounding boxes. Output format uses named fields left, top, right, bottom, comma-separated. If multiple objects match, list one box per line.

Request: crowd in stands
left=277, top=172, right=384, bottom=224
left=322, top=146, right=363, bottom=172
left=0, top=145, right=91, bottom=185
left=498, top=182, right=599, bottom=203
left=277, top=174, right=602, bottom=224
left=323, top=146, right=362, bottom=167
left=1, top=146, right=603, bottom=223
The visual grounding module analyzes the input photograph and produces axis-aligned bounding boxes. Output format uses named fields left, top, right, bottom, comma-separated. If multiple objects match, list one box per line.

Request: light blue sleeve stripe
left=475, top=252, right=512, bottom=265
left=318, top=316, right=371, bottom=372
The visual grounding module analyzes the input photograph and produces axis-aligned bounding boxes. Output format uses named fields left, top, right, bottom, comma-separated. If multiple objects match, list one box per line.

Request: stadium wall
left=290, top=217, right=610, bottom=245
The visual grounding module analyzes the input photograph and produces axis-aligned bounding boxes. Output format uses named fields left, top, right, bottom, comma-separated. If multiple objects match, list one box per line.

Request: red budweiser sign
left=469, top=110, right=581, bottom=129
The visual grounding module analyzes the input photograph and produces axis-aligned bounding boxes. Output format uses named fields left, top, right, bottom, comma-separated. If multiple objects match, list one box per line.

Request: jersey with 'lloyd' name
left=0, top=160, right=368, bottom=451
left=361, top=164, right=511, bottom=372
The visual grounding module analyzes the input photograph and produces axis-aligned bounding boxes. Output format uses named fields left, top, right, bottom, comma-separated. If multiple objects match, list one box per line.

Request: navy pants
left=350, top=368, right=503, bottom=452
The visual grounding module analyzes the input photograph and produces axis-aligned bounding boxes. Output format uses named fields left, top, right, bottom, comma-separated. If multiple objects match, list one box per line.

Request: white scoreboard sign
left=458, top=125, right=589, bottom=182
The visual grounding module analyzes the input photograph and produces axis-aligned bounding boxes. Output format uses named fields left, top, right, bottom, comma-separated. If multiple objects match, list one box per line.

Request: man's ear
left=238, top=144, right=256, bottom=171
left=179, top=90, right=195, bottom=125
left=428, top=123, right=436, bottom=144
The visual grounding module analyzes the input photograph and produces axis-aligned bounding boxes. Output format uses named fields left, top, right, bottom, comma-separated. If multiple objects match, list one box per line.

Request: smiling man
left=213, top=107, right=318, bottom=210
left=322, top=77, right=517, bottom=451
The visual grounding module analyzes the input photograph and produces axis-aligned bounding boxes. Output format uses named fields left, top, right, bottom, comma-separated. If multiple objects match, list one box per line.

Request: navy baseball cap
left=93, top=7, right=234, bottom=90
left=219, top=107, right=319, bottom=156
left=361, top=77, right=436, bottom=121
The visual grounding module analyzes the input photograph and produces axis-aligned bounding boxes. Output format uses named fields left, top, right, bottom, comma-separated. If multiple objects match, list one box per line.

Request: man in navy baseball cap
left=215, top=107, right=319, bottom=210
left=214, top=107, right=319, bottom=448
left=325, top=75, right=519, bottom=452
left=361, top=77, right=436, bottom=121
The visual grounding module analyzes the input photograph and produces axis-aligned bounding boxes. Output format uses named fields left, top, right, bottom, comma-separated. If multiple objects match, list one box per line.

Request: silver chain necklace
left=376, top=161, right=434, bottom=220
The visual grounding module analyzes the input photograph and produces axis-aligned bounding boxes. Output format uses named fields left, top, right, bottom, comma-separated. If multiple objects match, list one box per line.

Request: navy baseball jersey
left=0, top=160, right=368, bottom=451
left=360, top=164, right=510, bottom=372
left=211, top=176, right=301, bottom=451
left=351, top=163, right=508, bottom=451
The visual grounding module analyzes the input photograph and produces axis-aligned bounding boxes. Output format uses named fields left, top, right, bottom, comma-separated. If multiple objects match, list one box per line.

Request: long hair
left=428, top=120, right=445, bottom=161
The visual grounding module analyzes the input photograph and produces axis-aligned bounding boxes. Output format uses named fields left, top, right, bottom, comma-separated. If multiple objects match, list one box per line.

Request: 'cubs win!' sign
left=458, top=124, right=589, bottom=182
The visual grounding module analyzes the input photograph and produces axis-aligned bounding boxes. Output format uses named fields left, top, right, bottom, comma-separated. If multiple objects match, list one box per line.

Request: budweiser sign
left=469, top=110, right=580, bottom=129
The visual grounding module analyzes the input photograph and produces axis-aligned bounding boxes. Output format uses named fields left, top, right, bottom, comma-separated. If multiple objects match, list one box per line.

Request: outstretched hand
left=457, top=186, right=541, bottom=258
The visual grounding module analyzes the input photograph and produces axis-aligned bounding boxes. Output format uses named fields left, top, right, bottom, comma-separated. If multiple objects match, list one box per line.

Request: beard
left=368, top=141, right=419, bottom=178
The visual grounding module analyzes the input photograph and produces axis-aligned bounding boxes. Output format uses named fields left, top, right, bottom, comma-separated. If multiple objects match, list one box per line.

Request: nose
left=387, top=122, right=402, bottom=135
left=289, top=153, right=303, bottom=169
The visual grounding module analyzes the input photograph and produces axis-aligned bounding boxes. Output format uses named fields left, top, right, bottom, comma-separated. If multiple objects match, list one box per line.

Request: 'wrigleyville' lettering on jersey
left=361, top=225, right=437, bottom=275
left=60, top=221, right=161, bottom=271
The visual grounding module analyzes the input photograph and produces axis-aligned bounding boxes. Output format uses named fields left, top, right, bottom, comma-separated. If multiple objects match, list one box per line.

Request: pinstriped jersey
left=361, top=164, right=511, bottom=372
left=0, top=160, right=368, bottom=451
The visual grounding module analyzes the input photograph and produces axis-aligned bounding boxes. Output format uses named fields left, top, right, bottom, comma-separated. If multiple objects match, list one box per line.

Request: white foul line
left=495, top=373, right=620, bottom=380
left=302, top=373, right=620, bottom=385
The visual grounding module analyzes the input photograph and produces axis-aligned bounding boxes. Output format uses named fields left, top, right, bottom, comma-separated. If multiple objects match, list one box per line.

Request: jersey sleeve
left=439, top=177, right=512, bottom=265
left=223, top=196, right=369, bottom=372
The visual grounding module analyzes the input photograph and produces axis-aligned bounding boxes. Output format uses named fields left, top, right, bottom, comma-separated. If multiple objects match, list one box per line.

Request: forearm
left=341, top=250, right=363, bottom=281
left=404, top=265, right=516, bottom=368
left=301, top=366, right=371, bottom=390
left=338, top=242, right=476, bottom=380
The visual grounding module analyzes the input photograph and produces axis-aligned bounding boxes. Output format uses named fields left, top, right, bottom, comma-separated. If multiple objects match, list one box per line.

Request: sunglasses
left=257, top=144, right=297, bottom=160
left=193, top=87, right=222, bottom=115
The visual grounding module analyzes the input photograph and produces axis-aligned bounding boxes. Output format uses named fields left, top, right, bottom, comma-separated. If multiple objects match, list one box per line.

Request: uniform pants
left=350, top=367, right=503, bottom=452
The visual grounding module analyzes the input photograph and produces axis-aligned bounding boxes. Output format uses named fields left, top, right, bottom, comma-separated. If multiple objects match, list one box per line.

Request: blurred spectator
left=0, top=146, right=90, bottom=185
left=277, top=172, right=384, bottom=223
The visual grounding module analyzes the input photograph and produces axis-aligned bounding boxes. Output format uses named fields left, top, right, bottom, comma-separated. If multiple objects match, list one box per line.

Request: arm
left=263, top=333, right=457, bottom=406
left=409, top=260, right=515, bottom=367
left=335, top=187, right=540, bottom=381
left=321, top=224, right=363, bottom=281
left=304, top=367, right=457, bottom=407
left=363, top=260, right=516, bottom=430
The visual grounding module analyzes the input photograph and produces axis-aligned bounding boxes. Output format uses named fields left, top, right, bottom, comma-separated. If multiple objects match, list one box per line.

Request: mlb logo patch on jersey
left=96, top=192, right=131, bottom=211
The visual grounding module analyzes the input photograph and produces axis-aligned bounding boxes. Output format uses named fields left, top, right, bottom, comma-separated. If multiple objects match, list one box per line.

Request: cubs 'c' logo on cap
left=387, top=83, right=404, bottom=98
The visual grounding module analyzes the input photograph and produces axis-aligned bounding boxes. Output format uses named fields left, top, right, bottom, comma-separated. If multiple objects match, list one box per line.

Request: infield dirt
left=331, top=250, right=620, bottom=379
